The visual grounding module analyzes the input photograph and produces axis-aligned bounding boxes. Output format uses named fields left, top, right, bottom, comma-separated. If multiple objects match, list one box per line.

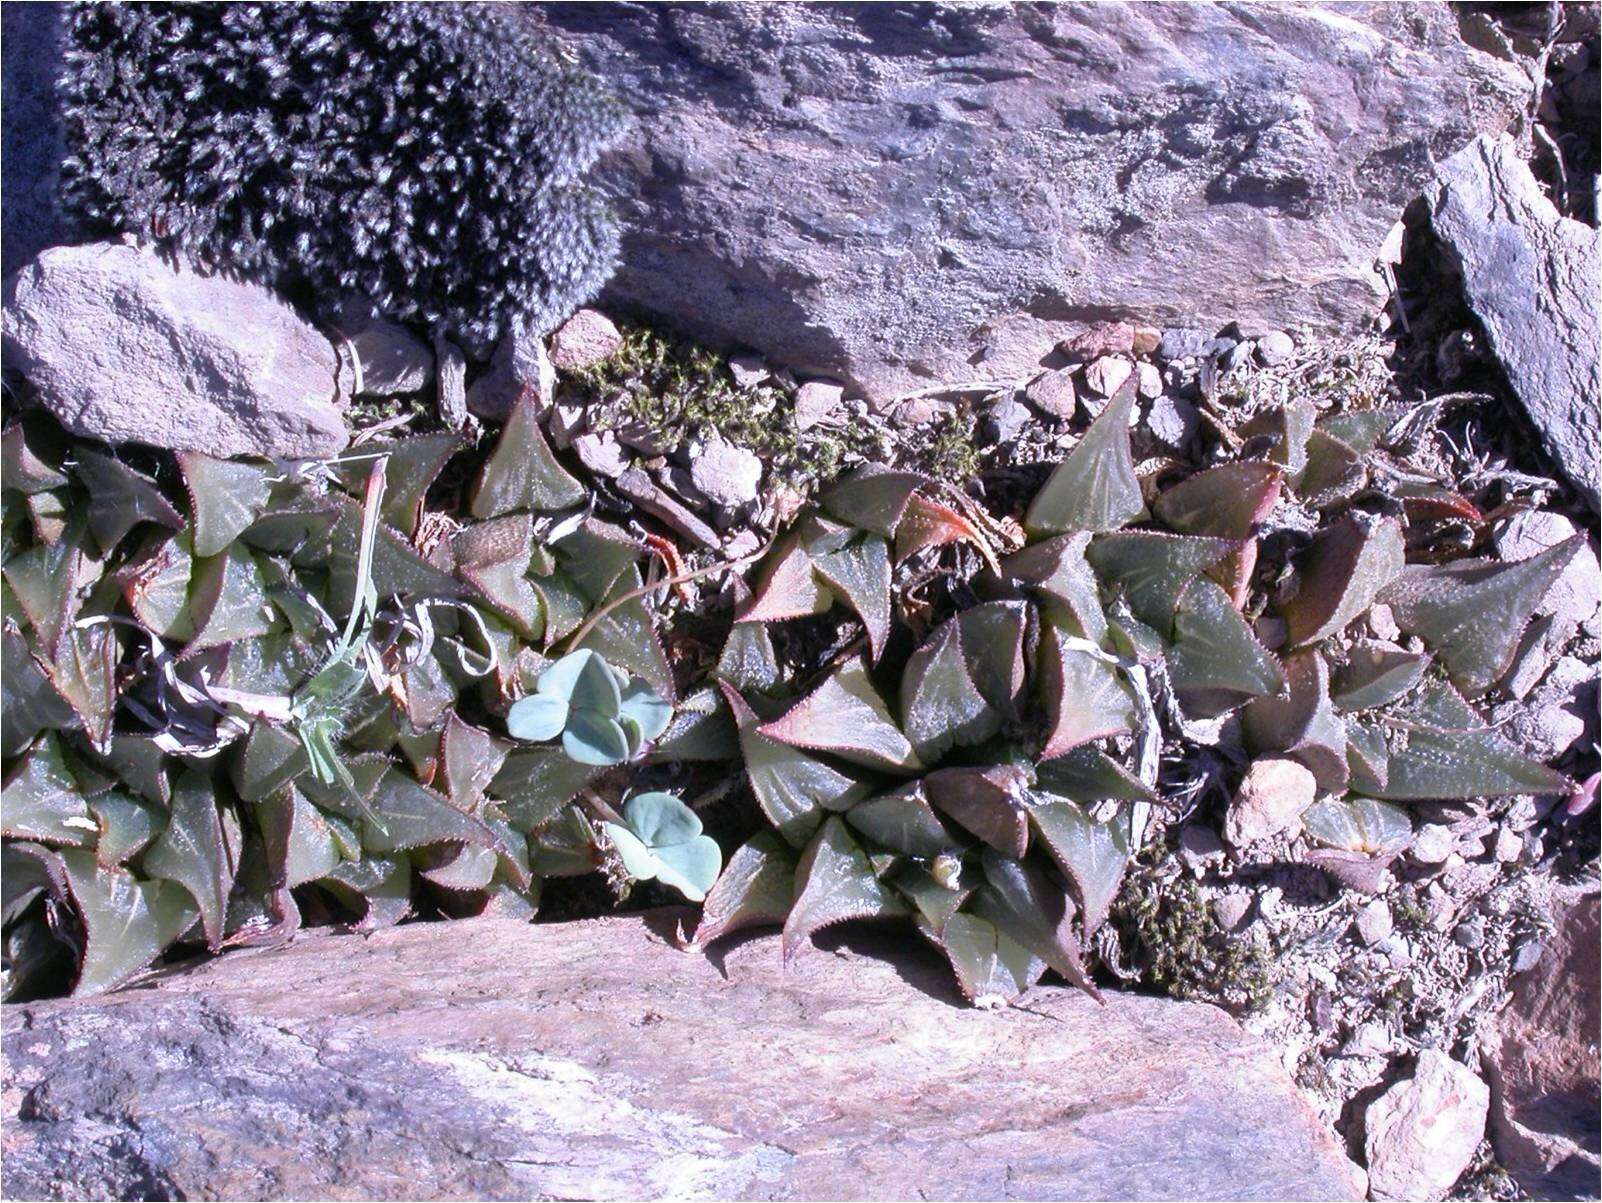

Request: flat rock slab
left=2, top=913, right=1363, bottom=1202
left=514, top=3, right=1524, bottom=402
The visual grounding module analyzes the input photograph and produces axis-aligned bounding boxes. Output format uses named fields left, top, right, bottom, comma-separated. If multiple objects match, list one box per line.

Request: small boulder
left=981, top=398, right=1032, bottom=445
left=1083, top=356, right=1133, bottom=398
left=1255, top=330, right=1295, bottom=365
left=1224, top=758, right=1317, bottom=847
left=727, top=354, right=770, bottom=388
left=1145, top=394, right=1200, bottom=448
left=467, top=320, right=556, bottom=423
left=1024, top=368, right=1078, bottom=421
left=572, top=430, right=630, bottom=479
left=330, top=301, right=433, bottom=396
left=1364, top=1049, right=1489, bottom=1201
left=1157, top=327, right=1211, bottom=362
left=793, top=380, right=844, bottom=431
left=548, top=308, right=623, bottom=371
left=3, top=242, right=347, bottom=458
left=689, top=435, right=763, bottom=508
left=1059, top=321, right=1135, bottom=359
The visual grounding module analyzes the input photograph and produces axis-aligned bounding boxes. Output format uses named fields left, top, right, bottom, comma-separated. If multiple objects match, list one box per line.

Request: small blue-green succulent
left=506, top=649, right=673, bottom=766
left=602, top=792, right=723, bottom=902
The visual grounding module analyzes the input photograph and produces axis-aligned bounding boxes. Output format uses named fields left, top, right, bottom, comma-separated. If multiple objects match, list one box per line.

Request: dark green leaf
left=813, top=535, right=892, bottom=661
left=1282, top=514, right=1405, bottom=648
left=1332, top=643, right=1430, bottom=712
left=846, top=782, right=959, bottom=858
left=1301, top=797, right=1412, bottom=854
left=782, top=816, right=907, bottom=964
left=924, top=764, right=1031, bottom=858
left=1153, top=462, right=1283, bottom=539
left=1167, top=578, right=1284, bottom=701
left=363, top=768, right=498, bottom=854
left=1034, top=746, right=1156, bottom=804
left=59, top=849, right=197, bottom=996
left=697, top=831, right=798, bottom=945
left=470, top=397, right=586, bottom=517
left=143, top=771, right=234, bottom=949
left=1026, top=376, right=1141, bottom=534
left=1242, top=651, right=1348, bottom=793
left=761, top=657, right=920, bottom=773
left=1, top=733, right=94, bottom=845
left=186, top=543, right=273, bottom=652
left=177, top=453, right=274, bottom=558
left=1029, top=796, right=1130, bottom=935
left=900, top=618, right=1000, bottom=763
left=73, top=451, right=182, bottom=553
left=1001, top=532, right=1108, bottom=645
left=971, top=849, right=1097, bottom=994
left=1038, top=618, right=1136, bottom=760
left=1086, top=530, right=1232, bottom=634
left=721, top=683, right=864, bottom=848
left=922, top=911, right=1044, bottom=1006
left=818, top=466, right=928, bottom=537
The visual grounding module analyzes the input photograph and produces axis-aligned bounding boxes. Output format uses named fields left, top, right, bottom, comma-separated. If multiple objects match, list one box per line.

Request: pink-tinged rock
left=1083, top=356, right=1134, bottom=398
left=2, top=913, right=1366, bottom=1202
left=1482, top=889, right=1601, bottom=1199
left=1025, top=368, right=1078, bottom=420
left=1059, top=321, right=1135, bottom=358
left=548, top=308, right=623, bottom=371
left=3, top=242, right=347, bottom=458
left=468, top=320, right=555, bottom=422
left=1365, top=1049, right=1489, bottom=1200
left=1224, top=757, right=1318, bottom=847
left=793, top=379, right=844, bottom=431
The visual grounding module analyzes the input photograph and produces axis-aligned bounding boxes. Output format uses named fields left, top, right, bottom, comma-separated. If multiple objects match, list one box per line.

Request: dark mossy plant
left=0, top=399, right=711, bottom=1001
left=697, top=378, right=1577, bottom=1004
left=59, top=2, right=625, bottom=351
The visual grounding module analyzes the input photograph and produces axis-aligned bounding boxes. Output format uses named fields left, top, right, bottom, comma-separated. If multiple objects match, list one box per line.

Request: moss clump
left=1109, top=855, right=1274, bottom=1011
left=563, top=323, right=880, bottom=491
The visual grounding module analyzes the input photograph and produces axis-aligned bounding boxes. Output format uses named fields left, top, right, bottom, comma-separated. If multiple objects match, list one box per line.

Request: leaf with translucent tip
left=650, top=687, right=740, bottom=762
left=1378, top=535, right=1585, bottom=697
left=1154, top=462, right=1283, bottom=539
left=454, top=514, right=543, bottom=639
left=1, top=631, right=75, bottom=758
left=1087, top=531, right=1232, bottom=635
left=921, top=910, right=1045, bottom=1005
left=322, top=854, right=413, bottom=930
left=470, top=396, right=586, bottom=518
left=813, top=535, right=892, bottom=660
left=571, top=565, right=675, bottom=701
left=971, top=849, right=1098, bottom=996
left=335, top=434, right=462, bottom=537
left=177, top=453, right=274, bottom=558
left=42, top=621, right=117, bottom=748
left=1001, top=532, right=1108, bottom=645
left=760, top=657, right=920, bottom=773
left=2, top=422, right=68, bottom=494
left=327, top=501, right=464, bottom=615
left=1240, top=400, right=1316, bottom=477
left=232, top=721, right=310, bottom=803
left=1167, top=577, right=1285, bottom=702
left=1242, top=651, right=1348, bottom=793
left=143, top=771, right=234, bottom=950
left=958, top=602, right=1028, bottom=717
left=1026, top=376, right=1142, bottom=535
left=120, top=533, right=195, bottom=640
left=362, top=768, right=498, bottom=854
left=1345, top=720, right=1390, bottom=790
left=239, top=500, right=340, bottom=560
left=1029, top=795, right=1130, bottom=935
left=893, top=864, right=971, bottom=928
left=25, top=487, right=69, bottom=545
left=716, top=621, right=782, bottom=695
left=1394, top=481, right=1483, bottom=525
left=721, top=682, right=864, bottom=848
left=900, top=619, right=1000, bottom=763
left=697, top=831, right=798, bottom=945
left=1301, top=797, right=1412, bottom=854
left=442, top=714, right=509, bottom=810
left=1296, top=429, right=1366, bottom=508
left=1038, top=619, right=1137, bottom=760
left=1282, top=514, right=1405, bottom=648
left=819, top=466, right=929, bottom=536
left=1034, top=746, right=1156, bottom=804
left=276, top=789, right=341, bottom=888
left=1317, top=407, right=1410, bottom=455
left=1, top=733, right=93, bottom=845
left=783, top=816, right=907, bottom=964
left=1332, top=643, right=1429, bottom=712
left=489, top=747, right=599, bottom=833
left=186, top=542, right=273, bottom=653
left=846, top=782, right=960, bottom=858
left=527, top=806, right=599, bottom=877
left=73, top=451, right=182, bottom=553
left=895, top=492, right=993, bottom=568
left=551, top=518, right=645, bottom=604
left=59, top=849, right=197, bottom=996
left=4, top=514, right=102, bottom=652
left=418, top=844, right=499, bottom=892
left=924, top=764, right=1031, bottom=858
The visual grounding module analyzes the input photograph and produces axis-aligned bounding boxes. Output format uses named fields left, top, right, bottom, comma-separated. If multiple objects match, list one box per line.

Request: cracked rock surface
left=3, top=912, right=1364, bottom=1202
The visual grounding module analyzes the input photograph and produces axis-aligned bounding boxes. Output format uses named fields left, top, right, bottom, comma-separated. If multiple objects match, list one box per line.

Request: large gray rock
left=3, top=242, right=349, bottom=459
left=2, top=913, right=1365, bottom=1202
left=1427, top=134, right=1602, bottom=511
left=514, top=3, right=1524, bottom=403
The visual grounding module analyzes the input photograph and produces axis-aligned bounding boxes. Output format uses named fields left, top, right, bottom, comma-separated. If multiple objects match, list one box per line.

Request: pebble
left=1157, top=327, right=1210, bottom=362
left=1223, top=758, right=1317, bottom=847
left=1410, top=824, right=1456, bottom=864
left=467, top=322, right=555, bottom=422
left=982, top=398, right=1032, bottom=445
left=333, top=304, right=434, bottom=396
left=1452, top=916, right=1486, bottom=949
left=891, top=396, right=958, bottom=427
left=1178, top=824, right=1227, bottom=872
left=1144, top=394, right=1199, bottom=448
left=1511, top=938, right=1545, bottom=973
left=546, top=401, right=587, bottom=449
left=1211, top=893, right=1252, bottom=932
left=612, top=422, right=675, bottom=457
left=1341, top=1022, right=1393, bottom=1058
left=1367, top=604, right=1401, bottom=641
left=728, top=354, right=770, bottom=389
left=688, top=435, right=763, bottom=508
left=1059, top=320, right=1135, bottom=358
left=1255, top=329, right=1295, bottom=365
left=793, top=380, right=845, bottom=432
left=548, top=308, right=623, bottom=371
left=571, top=430, right=629, bottom=479
left=1024, top=368, right=1078, bottom=421
left=1130, top=325, right=1162, bottom=357
left=1354, top=898, right=1393, bottom=946
left=1135, top=361, right=1163, bottom=400
left=613, top=468, right=720, bottom=550
left=1492, top=826, right=1524, bottom=863
left=1364, top=1050, right=1489, bottom=1201
left=1083, top=356, right=1133, bottom=398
